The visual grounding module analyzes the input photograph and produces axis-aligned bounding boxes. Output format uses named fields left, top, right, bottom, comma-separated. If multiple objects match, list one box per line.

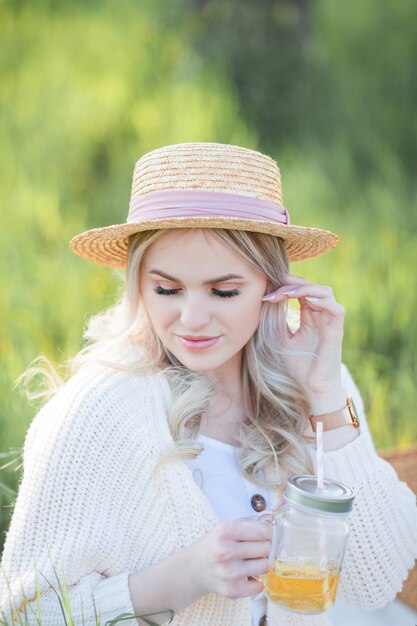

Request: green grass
left=1, top=543, right=174, bottom=625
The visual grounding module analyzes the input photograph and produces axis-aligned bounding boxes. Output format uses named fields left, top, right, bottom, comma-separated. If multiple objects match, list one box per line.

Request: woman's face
left=139, top=229, right=268, bottom=376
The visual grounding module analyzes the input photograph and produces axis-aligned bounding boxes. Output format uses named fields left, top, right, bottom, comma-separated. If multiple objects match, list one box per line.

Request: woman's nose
left=180, top=295, right=211, bottom=329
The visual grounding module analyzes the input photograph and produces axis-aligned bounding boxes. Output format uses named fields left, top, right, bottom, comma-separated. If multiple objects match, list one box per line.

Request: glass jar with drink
left=258, top=474, right=355, bottom=615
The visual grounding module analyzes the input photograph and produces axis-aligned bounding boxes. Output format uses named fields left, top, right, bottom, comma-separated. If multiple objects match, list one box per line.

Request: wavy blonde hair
left=19, top=227, right=314, bottom=492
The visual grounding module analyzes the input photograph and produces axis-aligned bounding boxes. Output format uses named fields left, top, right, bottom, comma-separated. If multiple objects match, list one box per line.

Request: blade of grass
left=37, top=571, right=68, bottom=626
left=104, top=610, right=174, bottom=626
left=0, top=481, right=16, bottom=497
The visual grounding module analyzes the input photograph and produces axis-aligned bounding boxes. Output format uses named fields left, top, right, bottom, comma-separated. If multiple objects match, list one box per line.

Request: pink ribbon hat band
left=127, top=189, right=291, bottom=226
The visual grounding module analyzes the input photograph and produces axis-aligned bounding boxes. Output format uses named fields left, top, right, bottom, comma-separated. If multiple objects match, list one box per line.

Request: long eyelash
left=153, top=286, right=240, bottom=298
left=154, top=286, right=177, bottom=296
left=213, top=288, right=240, bottom=298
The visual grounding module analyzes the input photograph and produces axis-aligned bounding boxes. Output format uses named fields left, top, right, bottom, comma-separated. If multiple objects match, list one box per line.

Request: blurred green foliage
left=1, top=0, right=416, bottom=553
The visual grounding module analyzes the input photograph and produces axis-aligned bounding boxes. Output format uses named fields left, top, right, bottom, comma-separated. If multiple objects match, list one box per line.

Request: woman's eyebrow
left=148, top=269, right=244, bottom=285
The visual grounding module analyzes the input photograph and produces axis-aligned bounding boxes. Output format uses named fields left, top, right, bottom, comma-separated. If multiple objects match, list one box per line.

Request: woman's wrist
left=128, top=543, right=205, bottom=623
left=305, top=384, right=361, bottom=450
left=308, top=384, right=347, bottom=416
left=322, top=424, right=360, bottom=450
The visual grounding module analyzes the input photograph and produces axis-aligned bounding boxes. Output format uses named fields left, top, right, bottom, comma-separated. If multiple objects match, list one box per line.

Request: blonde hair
left=19, top=228, right=314, bottom=492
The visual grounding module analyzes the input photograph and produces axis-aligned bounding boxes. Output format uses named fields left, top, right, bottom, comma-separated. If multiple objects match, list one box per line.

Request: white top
left=1, top=360, right=416, bottom=626
left=185, top=433, right=272, bottom=626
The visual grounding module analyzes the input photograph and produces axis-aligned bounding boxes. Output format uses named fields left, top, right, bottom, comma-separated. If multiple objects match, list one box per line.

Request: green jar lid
left=284, top=475, right=355, bottom=514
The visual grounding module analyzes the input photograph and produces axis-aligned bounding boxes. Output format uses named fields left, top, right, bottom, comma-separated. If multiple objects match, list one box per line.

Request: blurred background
left=1, top=0, right=416, bottom=602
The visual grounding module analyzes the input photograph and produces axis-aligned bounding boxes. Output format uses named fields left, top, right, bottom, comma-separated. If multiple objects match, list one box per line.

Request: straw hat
left=70, top=142, right=339, bottom=268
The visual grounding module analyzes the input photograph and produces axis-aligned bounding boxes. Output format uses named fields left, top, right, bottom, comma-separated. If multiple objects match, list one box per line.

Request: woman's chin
left=180, top=357, right=223, bottom=372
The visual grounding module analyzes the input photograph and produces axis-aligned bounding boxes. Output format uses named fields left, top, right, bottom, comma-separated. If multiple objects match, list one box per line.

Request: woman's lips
left=178, top=336, right=220, bottom=350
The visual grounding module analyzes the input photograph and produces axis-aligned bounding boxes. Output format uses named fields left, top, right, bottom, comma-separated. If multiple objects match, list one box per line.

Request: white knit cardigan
left=0, top=361, right=416, bottom=626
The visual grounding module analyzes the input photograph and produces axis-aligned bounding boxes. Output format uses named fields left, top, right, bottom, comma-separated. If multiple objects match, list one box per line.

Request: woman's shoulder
left=24, top=361, right=172, bottom=458
left=66, top=360, right=168, bottom=407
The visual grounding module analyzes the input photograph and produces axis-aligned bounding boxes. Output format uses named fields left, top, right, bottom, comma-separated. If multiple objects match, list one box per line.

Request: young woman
left=1, top=142, right=416, bottom=626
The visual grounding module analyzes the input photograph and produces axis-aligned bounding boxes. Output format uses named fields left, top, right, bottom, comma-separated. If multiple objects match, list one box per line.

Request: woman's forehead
left=145, top=229, right=237, bottom=261
left=143, top=229, right=256, bottom=279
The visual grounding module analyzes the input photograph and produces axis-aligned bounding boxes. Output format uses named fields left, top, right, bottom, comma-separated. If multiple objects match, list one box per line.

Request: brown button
left=259, top=615, right=267, bottom=626
left=251, top=494, right=266, bottom=512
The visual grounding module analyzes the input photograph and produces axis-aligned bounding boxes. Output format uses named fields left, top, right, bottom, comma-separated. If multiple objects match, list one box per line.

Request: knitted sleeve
left=0, top=364, right=149, bottom=626
left=315, top=362, right=417, bottom=609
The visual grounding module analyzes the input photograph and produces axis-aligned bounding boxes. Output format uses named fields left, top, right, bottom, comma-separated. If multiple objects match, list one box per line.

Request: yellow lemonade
left=264, top=561, right=340, bottom=613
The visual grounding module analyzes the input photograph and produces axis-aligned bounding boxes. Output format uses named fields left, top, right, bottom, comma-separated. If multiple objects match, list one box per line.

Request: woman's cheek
left=234, top=301, right=260, bottom=334
left=244, top=295, right=263, bottom=318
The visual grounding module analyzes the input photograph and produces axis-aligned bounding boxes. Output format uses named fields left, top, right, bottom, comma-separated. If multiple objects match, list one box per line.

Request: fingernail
left=261, top=292, right=277, bottom=301
left=305, top=296, right=320, bottom=303
left=281, top=287, right=298, bottom=295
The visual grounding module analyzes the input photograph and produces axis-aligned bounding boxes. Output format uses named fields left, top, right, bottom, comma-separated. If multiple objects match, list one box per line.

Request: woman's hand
left=188, top=516, right=273, bottom=600
left=261, top=273, right=346, bottom=413
left=128, top=515, right=273, bottom=621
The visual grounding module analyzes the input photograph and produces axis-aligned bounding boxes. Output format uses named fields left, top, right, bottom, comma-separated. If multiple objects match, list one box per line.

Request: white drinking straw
left=315, top=420, right=328, bottom=574
left=316, top=420, right=324, bottom=491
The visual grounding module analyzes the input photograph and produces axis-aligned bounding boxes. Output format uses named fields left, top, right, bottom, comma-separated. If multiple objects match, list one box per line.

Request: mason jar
left=261, top=475, right=354, bottom=614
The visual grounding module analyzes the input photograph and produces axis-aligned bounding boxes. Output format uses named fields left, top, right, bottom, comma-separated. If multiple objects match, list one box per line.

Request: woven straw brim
left=69, top=217, right=339, bottom=268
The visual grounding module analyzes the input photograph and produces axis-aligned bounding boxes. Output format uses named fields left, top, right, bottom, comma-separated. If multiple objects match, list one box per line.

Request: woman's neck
left=198, top=352, right=246, bottom=445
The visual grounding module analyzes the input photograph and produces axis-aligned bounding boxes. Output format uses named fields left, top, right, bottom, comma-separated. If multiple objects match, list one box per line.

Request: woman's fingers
left=229, top=577, right=264, bottom=600
left=261, top=273, right=309, bottom=301
left=214, top=534, right=271, bottom=565
left=206, top=519, right=272, bottom=599
left=261, top=273, right=342, bottom=316
left=220, top=557, right=269, bottom=599
left=230, top=557, right=270, bottom=580
left=299, top=296, right=345, bottom=318
left=233, top=540, right=272, bottom=561
left=259, top=275, right=345, bottom=400
left=283, top=273, right=311, bottom=285
left=228, top=518, right=273, bottom=542
left=262, top=283, right=334, bottom=303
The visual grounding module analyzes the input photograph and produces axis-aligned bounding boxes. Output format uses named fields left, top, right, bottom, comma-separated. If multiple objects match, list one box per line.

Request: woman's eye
left=154, top=286, right=178, bottom=296
left=153, top=286, right=240, bottom=298
left=213, top=288, right=240, bottom=298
